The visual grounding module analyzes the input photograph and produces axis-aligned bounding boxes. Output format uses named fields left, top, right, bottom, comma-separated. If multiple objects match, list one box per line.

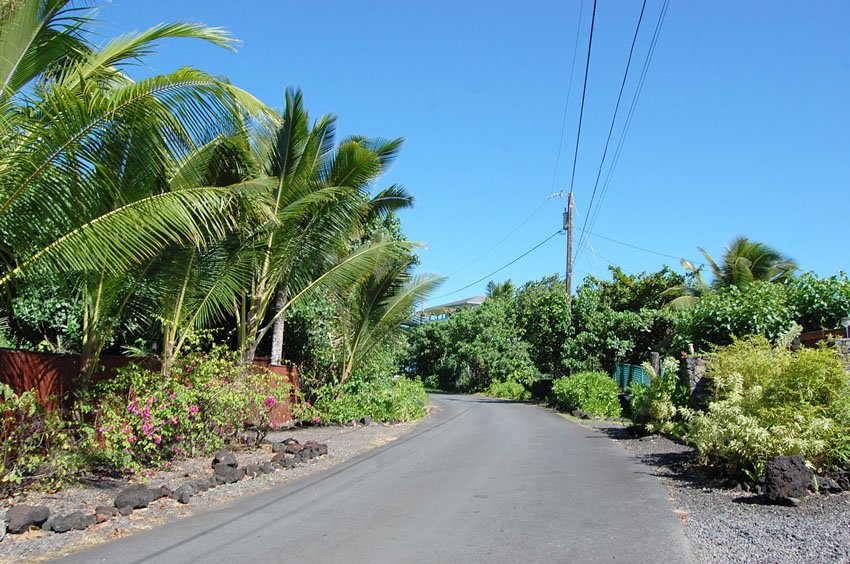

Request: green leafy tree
left=680, top=281, right=797, bottom=350
left=512, top=275, right=571, bottom=376
left=231, top=89, right=413, bottom=366
left=786, top=272, right=850, bottom=332
left=405, top=298, right=536, bottom=392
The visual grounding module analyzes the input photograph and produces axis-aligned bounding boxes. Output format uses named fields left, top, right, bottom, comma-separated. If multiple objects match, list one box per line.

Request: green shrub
left=683, top=336, right=850, bottom=473
left=629, top=357, right=683, bottom=433
left=1, top=384, right=82, bottom=496
left=422, top=374, right=441, bottom=391
left=685, top=282, right=797, bottom=350
left=309, top=376, right=428, bottom=425
left=93, top=347, right=295, bottom=475
left=786, top=272, right=850, bottom=331
left=552, top=371, right=622, bottom=418
left=485, top=380, right=531, bottom=400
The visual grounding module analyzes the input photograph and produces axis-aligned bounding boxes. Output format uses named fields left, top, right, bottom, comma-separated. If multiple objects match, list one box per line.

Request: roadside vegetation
left=0, top=1, right=439, bottom=496
left=407, top=242, right=850, bottom=484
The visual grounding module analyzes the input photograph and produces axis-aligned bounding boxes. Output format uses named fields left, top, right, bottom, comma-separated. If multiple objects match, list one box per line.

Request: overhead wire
left=430, top=229, right=564, bottom=302
left=548, top=0, right=586, bottom=197
left=584, top=231, right=703, bottom=265
left=442, top=2, right=591, bottom=286
left=567, top=0, right=598, bottom=195
left=576, top=0, right=671, bottom=264
left=447, top=197, right=549, bottom=276
left=575, top=0, right=648, bottom=258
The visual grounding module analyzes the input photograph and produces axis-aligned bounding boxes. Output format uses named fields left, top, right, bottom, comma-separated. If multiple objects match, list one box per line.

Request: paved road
left=57, top=395, right=694, bottom=563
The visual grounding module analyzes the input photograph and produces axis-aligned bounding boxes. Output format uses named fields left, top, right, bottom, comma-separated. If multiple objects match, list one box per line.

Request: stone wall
left=678, top=355, right=712, bottom=410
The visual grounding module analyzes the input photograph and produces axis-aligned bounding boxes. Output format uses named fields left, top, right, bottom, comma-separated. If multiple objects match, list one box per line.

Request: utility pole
left=564, top=192, right=574, bottom=302
left=549, top=190, right=574, bottom=303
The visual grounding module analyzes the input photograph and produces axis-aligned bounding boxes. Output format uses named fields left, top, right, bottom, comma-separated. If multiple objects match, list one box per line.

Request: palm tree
left=662, top=259, right=709, bottom=311
left=486, top=280, right=516, bottom=300
left=0, top=0, right=275, bottom=380
left=338, top=254, right=444, bottom=383
left=700, top=236, right=797, bottom=289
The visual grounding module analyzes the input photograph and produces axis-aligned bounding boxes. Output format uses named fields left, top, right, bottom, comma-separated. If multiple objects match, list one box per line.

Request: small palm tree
left=662, top=259, right=709, bottom=310
left=339, top=255, right=444, bottom=383
left=486, top=280, right=516, bottom=301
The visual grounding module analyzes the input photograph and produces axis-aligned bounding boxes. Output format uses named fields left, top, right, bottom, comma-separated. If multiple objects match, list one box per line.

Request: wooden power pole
left=564, top=192, right=574, bottom=301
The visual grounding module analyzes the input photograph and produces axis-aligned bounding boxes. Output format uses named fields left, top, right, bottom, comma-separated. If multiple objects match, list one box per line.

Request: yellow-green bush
left=485, top=380, right=531, bottom=400
left=683, top=336, right=850, bottom=472
left=629, top=357, right=682, bottom=433
left=552, top=371, right=622, bottom=418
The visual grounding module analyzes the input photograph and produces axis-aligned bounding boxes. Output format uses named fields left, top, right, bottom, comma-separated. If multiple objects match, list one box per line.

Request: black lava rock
left=814, top=475, right=842, bottom=494
left=117, top=506, right=134, bottom=517
left=764, top=455, right=813, bottom=505
left=213, top=463, right=245, bottom=484
left=94, top=506, right=118, bottom=523
left=259, top=462, right=275, bottom=474
left=114, top=484, right=157, bottom=509
left=174, top=483, right=194, bottom=504
left=50, top=511, right=92, bottom=533
left=285, top=442, right=304, bottom=455
left=5, top=504, right=50, bottom=534
left=211, top=449, right=238, bottom=468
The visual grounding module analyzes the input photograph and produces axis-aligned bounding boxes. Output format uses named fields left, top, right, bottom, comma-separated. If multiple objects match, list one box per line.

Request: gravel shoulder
left=571, top=416, right=850, bottom=564
left=0, top=411, right=432, bottom=563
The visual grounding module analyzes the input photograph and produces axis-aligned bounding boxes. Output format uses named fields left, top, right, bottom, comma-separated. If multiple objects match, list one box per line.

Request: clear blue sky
left=99, top=0, right=850, bottom=305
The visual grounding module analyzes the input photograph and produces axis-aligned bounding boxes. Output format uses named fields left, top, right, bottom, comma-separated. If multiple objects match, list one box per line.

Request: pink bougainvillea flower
left=189, top=405, right=199, bottom=414
left=264, top=397, right=277, bottom=408
left=313, top=416, right=321, bottom=423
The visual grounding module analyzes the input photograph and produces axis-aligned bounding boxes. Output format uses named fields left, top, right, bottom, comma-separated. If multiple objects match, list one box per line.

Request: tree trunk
left=269, top=286, right=287, bottom=366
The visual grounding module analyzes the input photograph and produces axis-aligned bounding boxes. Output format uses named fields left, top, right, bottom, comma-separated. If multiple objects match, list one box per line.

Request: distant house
left=415, top=296, right=486, bottom=323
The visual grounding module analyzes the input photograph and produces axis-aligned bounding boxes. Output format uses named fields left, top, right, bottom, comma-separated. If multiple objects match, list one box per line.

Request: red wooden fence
left=0, top=349, right=299, bottom=426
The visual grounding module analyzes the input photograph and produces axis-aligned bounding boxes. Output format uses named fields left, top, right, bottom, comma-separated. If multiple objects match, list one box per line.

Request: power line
left=567, top=0, right=598, bottom=195
left=584, top=230, right=703, bottom=265
left=447, top=197, right=549, bottom=276
left=577, top=0, right=671, bottom=263
left=576, top=0, right=648, bottom=255
left=548, top=0, right=586, bottom=197
left=431, top=229, right=564, bottom=302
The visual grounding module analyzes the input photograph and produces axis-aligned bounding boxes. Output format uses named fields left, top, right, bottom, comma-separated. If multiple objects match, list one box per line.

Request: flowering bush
left=1, top=384, right=82, bottom=495
left=92, top=347, right=294, bottom=475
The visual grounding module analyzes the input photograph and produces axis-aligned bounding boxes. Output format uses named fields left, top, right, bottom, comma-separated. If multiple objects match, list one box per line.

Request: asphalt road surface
left=57, top=395, right=695, bottom=563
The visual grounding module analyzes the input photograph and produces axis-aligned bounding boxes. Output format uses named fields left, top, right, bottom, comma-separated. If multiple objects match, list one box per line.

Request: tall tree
left=0, top=0, right=274, bottom=380
left=233, top=89, right=413, bottom=365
